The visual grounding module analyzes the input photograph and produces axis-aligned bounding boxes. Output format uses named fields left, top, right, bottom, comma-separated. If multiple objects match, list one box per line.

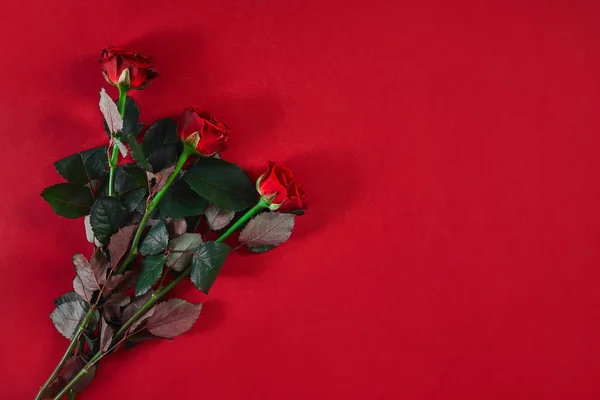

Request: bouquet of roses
left=34, top=46, right=306, bottom=400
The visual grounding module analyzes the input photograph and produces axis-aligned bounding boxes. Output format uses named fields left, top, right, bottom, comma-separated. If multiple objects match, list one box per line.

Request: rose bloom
left=178, top=107, right=231, bottom=156
left=100, top=46, right=159, bottom=89
left=258, top=161, right=307, bottom=212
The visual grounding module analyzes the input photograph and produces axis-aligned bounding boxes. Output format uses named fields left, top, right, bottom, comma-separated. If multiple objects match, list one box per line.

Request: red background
left=1, top=1, right=599, bottom=399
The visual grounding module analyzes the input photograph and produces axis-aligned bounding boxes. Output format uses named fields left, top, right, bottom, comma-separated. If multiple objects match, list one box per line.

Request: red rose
left=178, top=107, right=231, bottom=156
left=100, top=46, right=159, bottom=90
left=258, top=161, right=307, bottom=212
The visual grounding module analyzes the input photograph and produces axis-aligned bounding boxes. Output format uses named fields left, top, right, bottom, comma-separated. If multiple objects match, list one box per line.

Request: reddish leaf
left=108, top=224, right=139, bottom=270
left=110, top=137, right=128, bottom=157
left=167, top=218, right=187, bottom=237
left=124, top=331, right=165, bottom=350
left=121, top=293, right=156, bottom=331
left=239, top=212, right=295, bottom=249
left=105, top=292, right=131, bottom=308
left=103, top=305, right=122, bottom=324
left=73, top=249, right=108, bottom=293
left=100, top=318, right=114, bottom=352
left=147, top=299, right=202, bottom=338
left=62, top=355, right=97, bottom=392
left=40, top=377, right=65, bottom=398
left=122, top=293, right=151, bottom=323
left=103, top=292, right=131, bottom=323
left=131, top=304, right=156, bottom=331
left=148, top=165, right=175, bottom=196
left=99, top=88, right=123, bottom=134
left=103, top=271, right=136, bottom=295
left=204, top=205, right=235, bottom=230
left=166, top=233, right=202, bottom=271
left=90, top=249, right=109, bottom=275
left=73, top=275, right=93, bottom=302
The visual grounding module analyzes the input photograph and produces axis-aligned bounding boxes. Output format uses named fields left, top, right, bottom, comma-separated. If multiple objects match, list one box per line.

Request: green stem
left=51, top=267, right=188, bottom=400
left=34, top=308, right=94, bottom=400
left=107, top=146, right=119, bottom=197
left=74, top=337, right=84, bottom=356
left=117, top=269, right=192, bottom=337
left=67, top=340, right=85, bottom=399
left=217, top=199, right=268, bottom=243
left=118, top=199, right=265, bottom=332
left=116, top=146, right=195, bottom=273
left=117, top=89, right=127, bottom=115
left=52, top=352, right=101, bottom=400
left=53, top=266, right=190, bottom=400
left=108, top=89, right=128, bottom=198
left=55, top=200, right=267, bottom=397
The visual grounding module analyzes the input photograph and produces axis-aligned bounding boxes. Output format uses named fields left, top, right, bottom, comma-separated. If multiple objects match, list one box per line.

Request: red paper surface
left=1, top=1, right=599, bottom=399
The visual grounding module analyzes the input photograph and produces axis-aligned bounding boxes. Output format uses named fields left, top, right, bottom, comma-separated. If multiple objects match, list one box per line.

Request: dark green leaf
left=124, top=133, right=151, bottom=171
left=53, top=292, right=84, bottom=307
left=123, top=96, right=143, bottom=138
left=135, top=254, right=166, bottom=296
left=185, top=215, right=202, bottom=232
left=83, top=333, right=99, bottom=354
left=159, top=179, right=208, bottom=218
left=41, top=183, right=94, bottom=219
left=184, top=158, right=256, bottom=211
left=54, top=146, right=107, bottom=186
left=142, top=119, right=178, bottom=153
left=104, top=96, right=142, bottom=138
left=139, top=221, right=169, bottom=255
left=90, top=196, right=130, bottom=243
left=84, top=215, right=100, bottom=245
left=147, top=299, right=202, bottom=338
left=123, top=164, right=149, bottom=188
left=88, top=309, right=101, bottom=331
left=142, top=118, right=181, bottom=172
left=148, top=144, right=182, bottom=173
left=114, top=167, right=139, bottom=194
left=247, top=244, right=277, bottom=253
left=166, top=233, right=202, bottom=271
left=112, top=165, right=148, bottom=212
left=121, top=187, right=147, bottom=213
left=190, top=242, right=231, bottom=293
left=91, top=173, right=110, bottom=198
left=50, top=298, right=88, bottom=339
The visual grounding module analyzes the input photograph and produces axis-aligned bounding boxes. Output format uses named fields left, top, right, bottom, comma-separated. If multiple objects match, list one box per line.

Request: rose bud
left=257, top=161, right=307, bottom=212
left=178, top=107, right=231, bottom=156
left=100, top=46, right=159, bottom=90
